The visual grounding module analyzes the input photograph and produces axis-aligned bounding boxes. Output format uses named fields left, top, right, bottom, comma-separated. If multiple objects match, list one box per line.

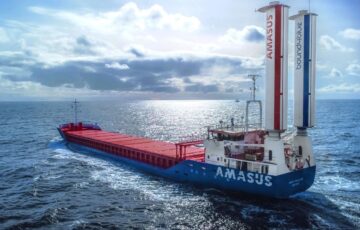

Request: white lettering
left=225, top=169, right=236, bottom=180
left=237, top=171, right=246, bottom=182
left=265, top=175, right=273, bottom=187
left=214, top=167, right=273, bottom=187
left=255, top=174, right=264, bottom=185
left=266, top=14, right=273, bottom=59
left=296, top=21, right=303, bottom=70
left=215, top=167, right=223, bottom=177
left=247, top=173, right=254, bottom=184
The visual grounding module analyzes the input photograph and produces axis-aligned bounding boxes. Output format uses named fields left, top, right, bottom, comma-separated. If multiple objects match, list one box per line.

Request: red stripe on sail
left=274, top=6, right=282, bottom=130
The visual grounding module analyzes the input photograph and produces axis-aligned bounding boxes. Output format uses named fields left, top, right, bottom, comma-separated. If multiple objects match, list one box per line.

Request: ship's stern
left=272, top=166, right=316, bottom=198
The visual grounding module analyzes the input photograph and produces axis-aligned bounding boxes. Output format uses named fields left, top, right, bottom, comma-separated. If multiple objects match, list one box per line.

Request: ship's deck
left=64, top=129, right=205, bottom=167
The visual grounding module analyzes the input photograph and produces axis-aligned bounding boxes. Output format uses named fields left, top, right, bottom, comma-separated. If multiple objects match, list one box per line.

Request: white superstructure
left=203, top=2, right=317, bottom=178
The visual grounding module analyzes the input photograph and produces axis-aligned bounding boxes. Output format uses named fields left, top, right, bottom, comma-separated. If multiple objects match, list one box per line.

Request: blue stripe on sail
left=303, top=15, right=310, bottom=127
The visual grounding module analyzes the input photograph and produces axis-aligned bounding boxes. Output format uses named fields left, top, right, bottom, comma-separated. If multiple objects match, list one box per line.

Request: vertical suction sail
left=258, top=2, right=289, bottom=132
left=290, top=10, right=317, bottom=128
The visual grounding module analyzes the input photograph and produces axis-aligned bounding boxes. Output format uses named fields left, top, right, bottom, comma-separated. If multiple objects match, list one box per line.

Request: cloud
left=346, top=62, right=360, bottom=76
left=220, top=26, right=265, bottom=43
left=319, top=35, right=354, bottom=52
left=0, top=3, right=266, bottom=99
left=73, top=35, right=97, bottom=55
left=185, top=83, right=219, bottom=93
left=316, top=62, right=328, bottom=71
left=9, top=3, right=205, bottom=67
left=319, top=83, right=360, bottom=93
left=0, top=74, right=112, bottom=100
left=2, top=50, right=260, bottom=95
left=126, top=46, right=146, bottom=58
left=1, top=20, right=126, bottom=66
left=0, top=27, right=10, bottom=43
left=105, top=62, right=130, bottom=70
left=340, top=28, right=360, bottom=40
left=328, top=68, right=343, bottom=78
left=29, top=2, right=201, bottom=32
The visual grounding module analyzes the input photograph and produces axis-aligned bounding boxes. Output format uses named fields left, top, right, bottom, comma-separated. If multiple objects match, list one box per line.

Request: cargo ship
left=58, top=2, right=318, bottom=198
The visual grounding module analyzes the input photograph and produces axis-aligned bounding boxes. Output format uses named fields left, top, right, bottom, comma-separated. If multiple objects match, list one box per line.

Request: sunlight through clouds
left=0, top=0, right=359, bottom=100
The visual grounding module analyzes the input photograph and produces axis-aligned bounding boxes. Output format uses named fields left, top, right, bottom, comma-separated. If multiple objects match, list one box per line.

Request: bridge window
left=241, top=162, right=248, bottom=171
left=261, top=165, right=269, bottom=174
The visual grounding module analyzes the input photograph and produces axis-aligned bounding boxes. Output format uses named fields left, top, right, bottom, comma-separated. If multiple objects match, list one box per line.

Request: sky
left=0, top=0, right=359, bottom=101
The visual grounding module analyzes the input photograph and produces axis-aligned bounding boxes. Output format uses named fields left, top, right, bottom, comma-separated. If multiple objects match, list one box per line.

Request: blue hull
left=68, top=143, right=316, bottom=199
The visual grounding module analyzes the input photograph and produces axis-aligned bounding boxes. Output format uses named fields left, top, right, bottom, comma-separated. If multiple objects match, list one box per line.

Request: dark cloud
left=76, top=36, right=91, bottom=47
left=183, top=77, right=192, bottom=83
left=244, top=27, right=264, bottom=42
left=73, top=36, right=96, bottom=55
left=142, top=85, right=180, bottom=93
left=185, top=83, right=219, bottom=93
left=129, top=58, right=202, bottom=77
left=2, top=51, right=262, bottom=94
left=128, top=47, right=145, bottom=58
left=29, top=62, right=141, bottom=91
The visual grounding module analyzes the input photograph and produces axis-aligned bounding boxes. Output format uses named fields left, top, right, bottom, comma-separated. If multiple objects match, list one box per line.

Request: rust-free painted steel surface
left=65, top=129, right=204, bottom=160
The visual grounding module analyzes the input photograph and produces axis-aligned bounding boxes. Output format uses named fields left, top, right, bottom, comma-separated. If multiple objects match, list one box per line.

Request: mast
left=245, top=74, right=262, bottom=131
left=72, top=99, right=79, bottom=124
left=249, top=74, right=259, bottom=101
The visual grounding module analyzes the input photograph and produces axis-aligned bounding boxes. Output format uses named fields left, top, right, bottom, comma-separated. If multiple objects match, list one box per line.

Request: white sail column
left=290, top=10, right=317, bottom=129
left=258, top=2, right=289, bottom=133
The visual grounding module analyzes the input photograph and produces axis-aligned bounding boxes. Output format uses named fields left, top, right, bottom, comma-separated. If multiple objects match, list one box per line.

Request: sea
left=0, top=100, right=359, bottom=229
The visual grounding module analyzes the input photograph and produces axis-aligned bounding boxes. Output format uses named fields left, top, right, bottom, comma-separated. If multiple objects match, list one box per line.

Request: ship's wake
left=47, top=137, right=358, bottom=229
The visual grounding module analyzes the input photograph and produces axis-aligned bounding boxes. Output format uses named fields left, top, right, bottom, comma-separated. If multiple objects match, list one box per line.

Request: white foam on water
left=47, top=139, right=202, bottom=205
left=49, top=138, right=77, bottom=159
left=311, top=213, right=331, bottom=228
left=89, top=164, right=203, bottom=206
left=73, top=181, right=89, bottom=189
left=327, top=195, right=360, bottom=225
left=48, top=143, right=204, bottom=206
left=69, top=219, right=87, bottom=228
left=49, top=139, right=98, bottom=163
left=314, top=174, right=360, bottom=192
left=88, top=160, right=213, bottom=219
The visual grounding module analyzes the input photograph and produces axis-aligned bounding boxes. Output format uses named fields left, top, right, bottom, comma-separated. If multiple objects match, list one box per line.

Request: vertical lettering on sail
left=258, top=2, right=289, bottom=132
left=290, top=11, right=317, bottom=128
